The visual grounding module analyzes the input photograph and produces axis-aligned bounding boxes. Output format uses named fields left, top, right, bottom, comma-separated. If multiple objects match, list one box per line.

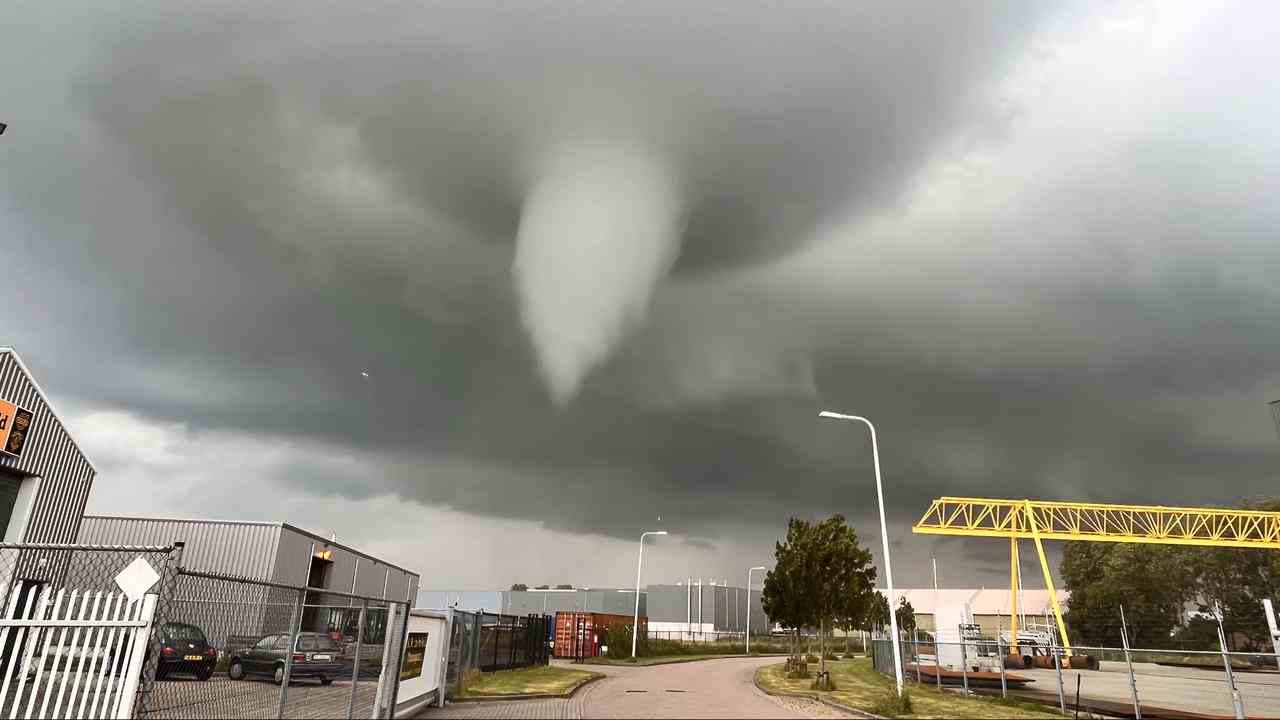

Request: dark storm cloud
left=3, top=0, right=1279, bottom=588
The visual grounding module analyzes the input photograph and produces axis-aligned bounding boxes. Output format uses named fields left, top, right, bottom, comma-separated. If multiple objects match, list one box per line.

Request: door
left=247, top=635, right=276, bottom=673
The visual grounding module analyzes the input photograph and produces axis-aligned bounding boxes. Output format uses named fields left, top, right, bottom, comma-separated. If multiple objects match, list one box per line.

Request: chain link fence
left=872, top=626, right=1280, bottom=718
left=0, top=542, right=180, bottom=719
left=143, top=567, right=409, bottom=719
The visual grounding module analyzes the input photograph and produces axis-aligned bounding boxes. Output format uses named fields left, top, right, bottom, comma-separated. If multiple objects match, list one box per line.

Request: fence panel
left=143, top=570, right=408, bottom=720
left=445, top=611, right=549, bottom=698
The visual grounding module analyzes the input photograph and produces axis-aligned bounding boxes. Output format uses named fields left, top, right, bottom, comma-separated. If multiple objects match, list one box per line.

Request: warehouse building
left=0, top=349, right=95, bottom=546
left=880, top=587, right=1069, bottom=639
left=498, top=587, right=644, bottom=617
left=78, top=515, right=420, bottom=644
left=645, top=581, right=768, bottom=636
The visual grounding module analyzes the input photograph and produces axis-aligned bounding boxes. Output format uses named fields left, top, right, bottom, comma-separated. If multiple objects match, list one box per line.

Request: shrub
left=870, top=690, right=913, bottom=718
left=804, top=653, right=819, bottom=663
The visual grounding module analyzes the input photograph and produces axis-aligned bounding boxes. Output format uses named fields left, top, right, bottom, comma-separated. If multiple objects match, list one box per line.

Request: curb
left=452, top=672, right=606, bottom=703
left=578, top=653, right=789, bottom=668
left=751, top=668, right=885, bottom=719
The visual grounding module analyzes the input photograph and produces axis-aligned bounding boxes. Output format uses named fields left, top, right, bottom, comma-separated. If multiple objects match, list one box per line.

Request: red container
left=553, top=612, right=646, bottom=658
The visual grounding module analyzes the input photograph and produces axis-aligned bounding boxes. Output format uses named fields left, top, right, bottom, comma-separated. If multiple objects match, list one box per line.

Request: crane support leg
left=1010, top=528, right=1019, bottom=654
left=1024, top=500, right=1072, bottom=656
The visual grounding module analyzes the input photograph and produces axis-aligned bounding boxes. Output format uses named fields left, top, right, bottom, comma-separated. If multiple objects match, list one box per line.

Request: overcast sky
left=2, top=0, right=1278, bottom=595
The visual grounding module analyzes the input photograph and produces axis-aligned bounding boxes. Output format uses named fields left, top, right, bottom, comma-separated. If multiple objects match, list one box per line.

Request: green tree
left=555, top=584, right=575, bottom=590
left=510, top=583, right=528, bottom=591
left=895, top=596, right=917, bottom=635
left=867, top=591, right=890, bottom=632
left=762, top=515, right=878, bottom=678
left=534, top=584, right=550, bottom=590
left=1190, top=498, right=1280, bottom=650
left=1060, top=541, right=1195, bottom=648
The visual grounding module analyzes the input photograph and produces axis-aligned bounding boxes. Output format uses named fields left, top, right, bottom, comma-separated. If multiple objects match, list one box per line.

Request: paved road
left=1016, top=661, right=1280, bottom=717
left=422, top=657, right=843, bottom=719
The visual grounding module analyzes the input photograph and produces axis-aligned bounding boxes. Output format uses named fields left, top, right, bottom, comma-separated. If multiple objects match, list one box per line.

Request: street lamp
left=746, top=566, right=766, bottom=654
left=819, top=410, right=904, bottom=697
left=632, top=530, right=667, bottom=658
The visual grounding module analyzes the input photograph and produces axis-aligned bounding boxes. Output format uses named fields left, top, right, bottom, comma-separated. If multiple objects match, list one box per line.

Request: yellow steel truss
left=912, top=497, right=1280, bottom=656
left=914, top=497, right=1280, bottom=549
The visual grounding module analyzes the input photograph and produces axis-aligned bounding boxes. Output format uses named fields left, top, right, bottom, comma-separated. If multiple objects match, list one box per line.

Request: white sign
left=114, top=556, right=160, bottom=602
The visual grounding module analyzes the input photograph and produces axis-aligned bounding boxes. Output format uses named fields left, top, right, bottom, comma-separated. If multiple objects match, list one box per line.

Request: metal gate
left=0, top=586, right=157, bottom=719
left=0, top=542, right=178, bottom=720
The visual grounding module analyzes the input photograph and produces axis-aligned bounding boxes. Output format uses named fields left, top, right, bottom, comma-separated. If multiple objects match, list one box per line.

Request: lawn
left=460, top=665, right=602, bottom=697
left=583, top=653, right=784, bottom=667
left=755, top=658, right=1061, bottom=719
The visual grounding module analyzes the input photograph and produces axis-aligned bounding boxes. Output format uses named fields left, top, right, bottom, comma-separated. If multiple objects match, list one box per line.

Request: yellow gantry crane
left=912, top=497, right=1280, bottom=655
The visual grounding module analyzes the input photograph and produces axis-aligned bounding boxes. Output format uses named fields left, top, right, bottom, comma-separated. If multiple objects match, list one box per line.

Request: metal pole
left=277, top=588, right=305, bottom=719
left=914, top=629, right=921, bottom=684
left=1263, top=599, right=1280, bottom=673
left=935, top=630, right=942, bottom=692
left=1120, top=605, right=1142, bottom=720
left=1215, top=603, right=1246, bottom=720
left=746, top=567, right=764, bottom=655
left=819, top=410, right=904, bottom=696
left=1050, top=628, right=1066, bottom=714
left=346, top=598, right=366, bottom=720
left=958, top=625, right=969, bottom=696
left=998, top=629, right=1008, bottom=698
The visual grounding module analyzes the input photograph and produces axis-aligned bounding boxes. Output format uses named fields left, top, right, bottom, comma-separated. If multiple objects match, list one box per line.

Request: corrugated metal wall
left=78, top=516, right=281, bottom=579
left=0, top=350, right=95, bottom=543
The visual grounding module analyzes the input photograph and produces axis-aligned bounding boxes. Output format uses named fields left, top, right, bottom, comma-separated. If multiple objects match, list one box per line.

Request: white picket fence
left=0, top=586, right=157, bottom=720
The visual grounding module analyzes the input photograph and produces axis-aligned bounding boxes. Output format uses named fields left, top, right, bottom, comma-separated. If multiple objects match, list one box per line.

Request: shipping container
left=553, top=612, right=646, bottom=658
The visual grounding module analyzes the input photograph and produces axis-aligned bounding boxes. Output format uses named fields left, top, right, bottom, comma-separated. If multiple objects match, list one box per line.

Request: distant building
left=498, top=588, right=644, bottom=617
left=880, top=587, right=1069, bottom=639
left=645, top=581, right=768, bottom=635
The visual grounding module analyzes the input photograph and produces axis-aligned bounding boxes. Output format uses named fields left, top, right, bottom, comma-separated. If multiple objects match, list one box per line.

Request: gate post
left=113, top=593, right=158, bottom=720
left=347, top=599, right=367, bottom=720
left=277, top=587, right=305, bottom=719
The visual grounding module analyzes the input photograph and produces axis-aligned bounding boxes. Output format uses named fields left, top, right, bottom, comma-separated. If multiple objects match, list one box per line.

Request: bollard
left=958, top=629, right=970, bottom=696
left=1120, top=606, right=1142, bottom=720
left=1050, top=632, right=1066, bottom=714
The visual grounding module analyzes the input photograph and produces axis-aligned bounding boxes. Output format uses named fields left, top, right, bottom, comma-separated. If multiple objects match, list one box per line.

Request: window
left=297, top=635, right=340, bottom=651
left=255, top=635, right=277, bottom=650
left=167, top=624, right=207, bottom=643
left=273, top=635, right=291, bottom=650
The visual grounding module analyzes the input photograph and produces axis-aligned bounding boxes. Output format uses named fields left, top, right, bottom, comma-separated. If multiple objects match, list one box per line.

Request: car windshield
left=167, top=625, right=206, bottom=643
left=297, top=635, right=339, bottom=652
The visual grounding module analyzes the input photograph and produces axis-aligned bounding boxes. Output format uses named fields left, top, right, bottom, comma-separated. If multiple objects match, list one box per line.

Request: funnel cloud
left=515, top=141, right=686, bottom=403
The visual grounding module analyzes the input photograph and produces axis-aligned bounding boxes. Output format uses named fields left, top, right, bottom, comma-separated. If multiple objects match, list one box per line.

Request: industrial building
left=882, top=587, right=1069, bottom=639
left=645, top=581, right=768, bottom=636
left=0, top=349, right=96, bottom=546
left=497, top=587, right=644, bottom=617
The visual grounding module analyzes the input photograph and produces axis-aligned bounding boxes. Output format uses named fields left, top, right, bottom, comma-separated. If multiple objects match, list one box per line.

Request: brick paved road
left=421, top=657, right=844, bottom=719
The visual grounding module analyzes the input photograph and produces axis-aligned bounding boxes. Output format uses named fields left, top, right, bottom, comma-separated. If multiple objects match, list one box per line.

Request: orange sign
left=0, top=398, right=34, bottom=458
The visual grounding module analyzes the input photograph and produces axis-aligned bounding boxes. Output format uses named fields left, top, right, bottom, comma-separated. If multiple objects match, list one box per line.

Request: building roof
left=880, top=588, right=1069, bottom=616
left=0, top=347, right=96, bottom=473
left=83, top=514, right=420, bottom=578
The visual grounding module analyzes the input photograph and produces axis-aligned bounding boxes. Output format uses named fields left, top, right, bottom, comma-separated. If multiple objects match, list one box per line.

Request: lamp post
left=632, top=530, right=667, bottom=658
left=819, top=410, right=904, bottom=697
left=746, top=566, right=766, bottom=654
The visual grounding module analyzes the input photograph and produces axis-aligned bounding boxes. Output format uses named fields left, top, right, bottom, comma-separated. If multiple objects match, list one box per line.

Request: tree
left=534, top=584, right=550, bottom=590
left=555, top=584, right=575, bottom=590
left=510, top=583, right=528, bottom=591
left=867, top=591, right=890, bottom=632
left=1061, top=541, right=1196, bottom=648
left=762, top=515, right=878, bottom=680
left=895, top=596, right=917, bottom=635
left=1190, top=498, right=1280, bottom=650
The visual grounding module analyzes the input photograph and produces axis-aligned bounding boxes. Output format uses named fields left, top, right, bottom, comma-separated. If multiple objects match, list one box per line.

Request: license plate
left=184, top=655, right=202, bottom=661
left=312, top=654, right=331, bottom=661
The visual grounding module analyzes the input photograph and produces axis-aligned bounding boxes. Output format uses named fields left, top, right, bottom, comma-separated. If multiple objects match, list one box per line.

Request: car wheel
left=319, top=676, right=332, bottom=686
left=197, top=665, right=214, bottom=681
left=273, top=664, right=285, bottom=685
left=155, top=665, right=168, bottom=681
left=228, top=660, right=245, bottom=680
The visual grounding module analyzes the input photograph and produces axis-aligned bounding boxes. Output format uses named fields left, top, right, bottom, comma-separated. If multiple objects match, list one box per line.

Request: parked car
left=228, top=632, right=342, bottom=685
left=154, top=622, right=217, bottom=680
